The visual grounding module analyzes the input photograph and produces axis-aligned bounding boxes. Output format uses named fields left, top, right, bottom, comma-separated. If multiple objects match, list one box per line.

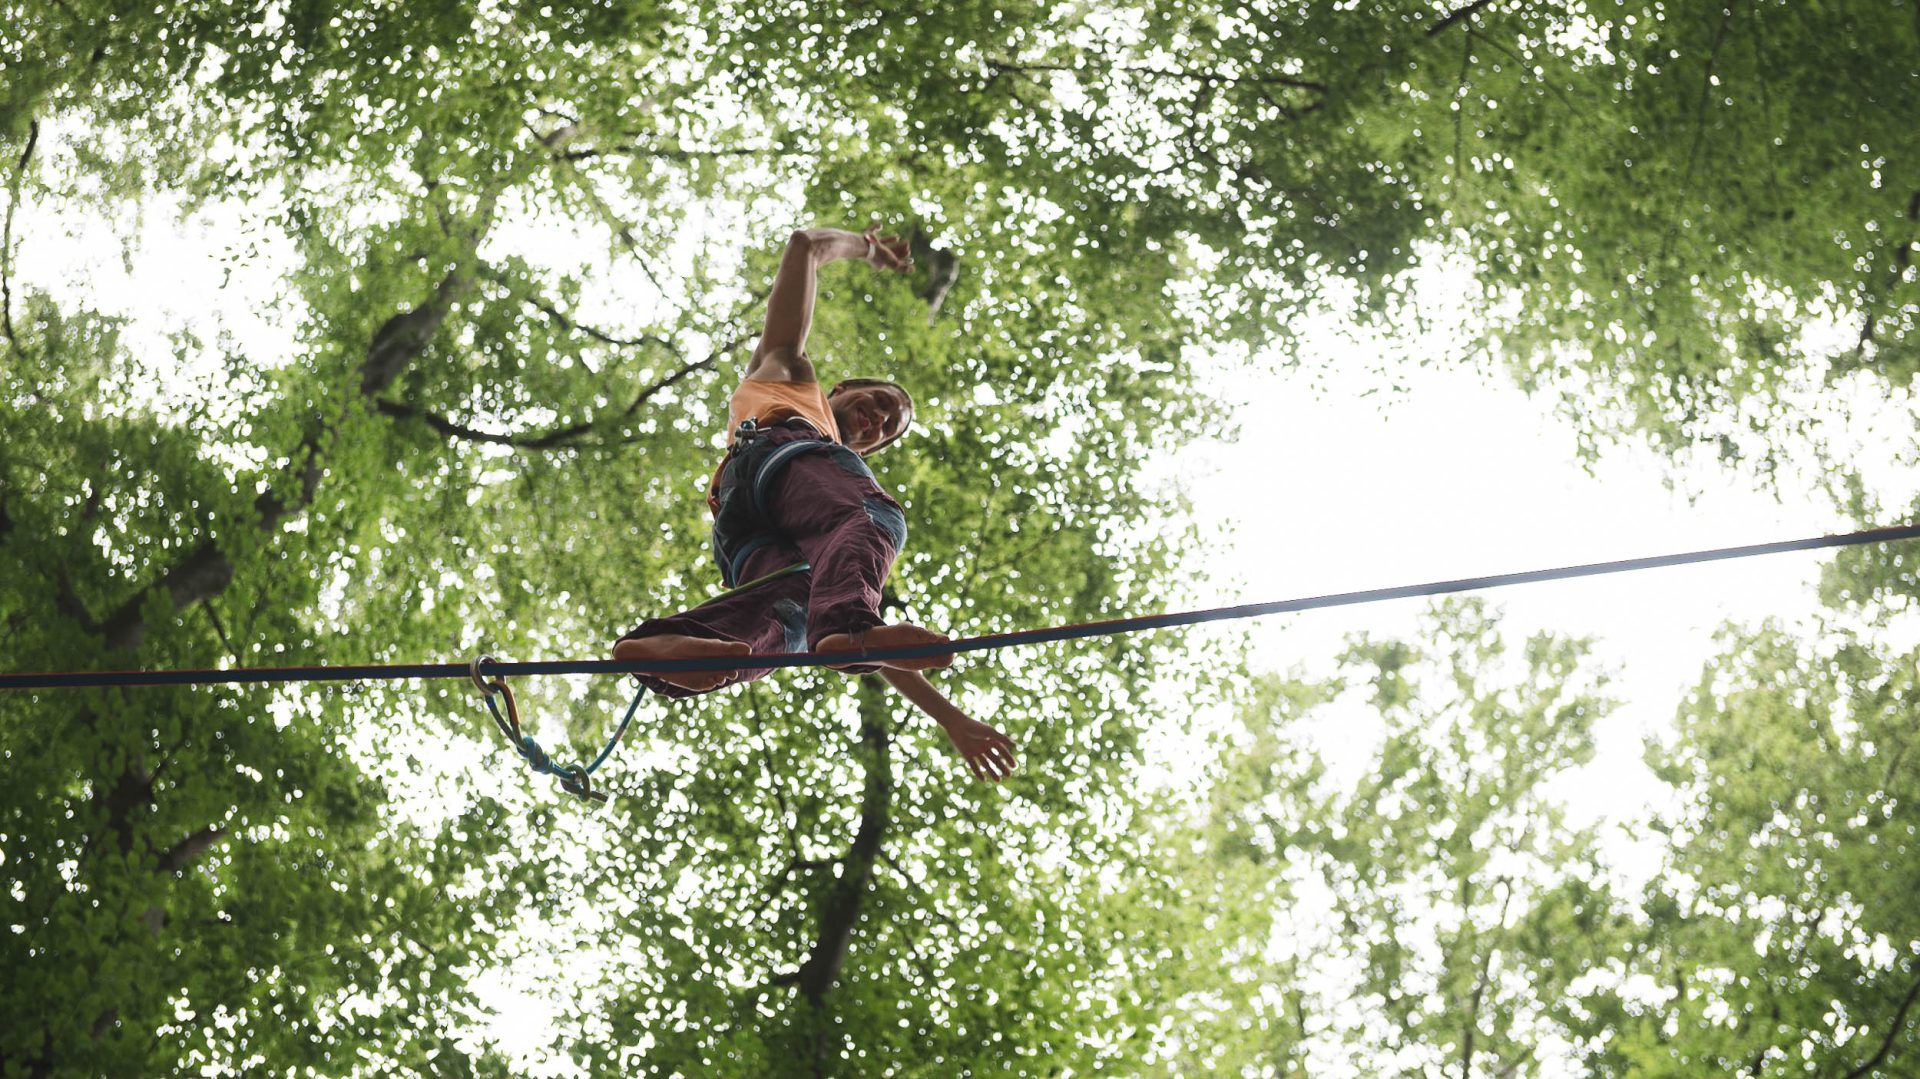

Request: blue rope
left=479, top=681, right=647, bottom=805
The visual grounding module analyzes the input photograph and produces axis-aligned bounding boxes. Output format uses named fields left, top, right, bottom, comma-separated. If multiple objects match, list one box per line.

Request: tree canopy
left=3, top=0, right=1916, bottom=1074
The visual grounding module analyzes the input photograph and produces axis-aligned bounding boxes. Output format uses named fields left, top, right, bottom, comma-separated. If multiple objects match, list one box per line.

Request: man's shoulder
left=743, top=345, right=819, bottom=385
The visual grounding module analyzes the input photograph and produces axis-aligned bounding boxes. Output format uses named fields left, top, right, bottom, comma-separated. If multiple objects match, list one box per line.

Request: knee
left=861, top=496, right=908, bottom=552
left=771, top=597, right=808, bottom=653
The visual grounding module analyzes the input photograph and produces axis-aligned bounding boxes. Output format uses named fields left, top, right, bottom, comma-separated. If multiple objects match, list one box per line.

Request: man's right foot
left=815, top=624, right=954, bottom=672
left=612, top=634, right=753, bottom=691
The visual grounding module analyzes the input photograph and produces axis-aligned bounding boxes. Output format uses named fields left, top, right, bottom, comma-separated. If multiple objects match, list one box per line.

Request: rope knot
left=516, top=734, right=553, bottom=773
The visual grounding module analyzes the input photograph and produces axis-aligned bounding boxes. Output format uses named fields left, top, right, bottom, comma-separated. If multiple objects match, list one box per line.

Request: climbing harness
left=711, top=417, right=876, bottom=586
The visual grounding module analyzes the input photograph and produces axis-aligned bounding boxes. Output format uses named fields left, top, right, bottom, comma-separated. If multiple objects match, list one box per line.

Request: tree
left=1141, top=601, right=1628, bottom=1077
left=2, top=2, right=1221, bottom=1072
left=6, top=1, right=1918, bottom=1072
left=1582, top=625, right=1920, bottom=1076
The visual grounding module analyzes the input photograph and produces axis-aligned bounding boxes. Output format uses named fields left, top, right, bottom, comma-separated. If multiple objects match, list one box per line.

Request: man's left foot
left=816, top=624, right=954, bottom=672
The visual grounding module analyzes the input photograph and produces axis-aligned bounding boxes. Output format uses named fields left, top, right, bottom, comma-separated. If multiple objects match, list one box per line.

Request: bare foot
left=815, top=624, right=954, bottom=672
left=612, top=634, right=753, bottom=691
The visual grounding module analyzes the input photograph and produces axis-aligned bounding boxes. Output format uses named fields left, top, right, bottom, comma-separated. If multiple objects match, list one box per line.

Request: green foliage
left=1147, top=601, right=1629, bottom=1077
left=5, top=0, right=1919, bottom=1073
left=1594, top=624, right=1920, bottom=1076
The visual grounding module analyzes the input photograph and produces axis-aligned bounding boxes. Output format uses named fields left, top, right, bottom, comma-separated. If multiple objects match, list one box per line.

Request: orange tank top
left=707, top=378, right=843, bottom=513
left=725, top=378, right=841, bottom=443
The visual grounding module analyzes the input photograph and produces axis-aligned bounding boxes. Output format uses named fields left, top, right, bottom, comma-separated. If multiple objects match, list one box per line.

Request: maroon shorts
left=617, top=427, right=907, bottom=697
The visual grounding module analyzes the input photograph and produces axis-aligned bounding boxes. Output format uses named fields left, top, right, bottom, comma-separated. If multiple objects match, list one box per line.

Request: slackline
left=3, top=522, right=1916, bottom=693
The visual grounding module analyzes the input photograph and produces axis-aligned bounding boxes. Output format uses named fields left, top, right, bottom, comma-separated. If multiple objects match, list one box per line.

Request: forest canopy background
left=2, top=1, right=1918, bottom=1075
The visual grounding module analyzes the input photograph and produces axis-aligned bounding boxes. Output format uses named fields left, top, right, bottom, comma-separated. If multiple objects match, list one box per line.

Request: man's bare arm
left=879, top=668, right=1019, bottom=783
left=744, top=226, right=913, bottom=385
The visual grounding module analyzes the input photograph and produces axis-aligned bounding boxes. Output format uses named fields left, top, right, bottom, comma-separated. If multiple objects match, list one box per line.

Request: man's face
left=832, top=384, right=911, bottom=455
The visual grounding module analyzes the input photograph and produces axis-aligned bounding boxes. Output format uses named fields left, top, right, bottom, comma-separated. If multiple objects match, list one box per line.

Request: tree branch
left=97, top=541, right=234, bottom=653
left=510, top=287, right=674, bottom=352
left=95, top=229, right=489, bottom=650
left=3, top=118, right=40, bottom=349
left=791, top=686, right=896, bottom=1057
left=556, top=141, right=799, bottom=163
left=360, top=265, right=472, bottom=396
left=373, top=397, right=593, bottom=449
left=1841, top=968, right=1920, bottom=1079
left=157, top=825, right=226, bottom=874
left=1429, top=0, right=1500, bottom=36
left=374, top=341, right=723, bottom=452
left=619, top=353, right=721, bottom=419
left=1460, top=878, right=1516, bottom=1079
left=531, top=125, right=674, bottom=299
left=202, top=598, right=240, bottom=664
left=910, top=228, right=961, bottom=325
left=482, top=269, right=717, bottom=418
left=986, top=57, right=1325, bottom=93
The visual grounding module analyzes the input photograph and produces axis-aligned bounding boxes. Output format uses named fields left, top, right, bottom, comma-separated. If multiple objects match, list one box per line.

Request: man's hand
left=942, top=714, right=1019, bottom=784
left=878, top=667, right=1020, bottom=784
left=860, top=224, right=914, bottom=274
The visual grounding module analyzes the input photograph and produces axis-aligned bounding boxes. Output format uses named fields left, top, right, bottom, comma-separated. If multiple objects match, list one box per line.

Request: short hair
left=827, top=378, right=915, bottom=453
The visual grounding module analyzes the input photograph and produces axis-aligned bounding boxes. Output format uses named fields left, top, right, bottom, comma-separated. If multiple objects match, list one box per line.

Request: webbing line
left=4, top=522, right=1916, bottom=692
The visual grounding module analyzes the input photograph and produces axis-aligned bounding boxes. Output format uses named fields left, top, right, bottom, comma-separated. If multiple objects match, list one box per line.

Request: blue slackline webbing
left=3, top=522, right=1917, bottom=692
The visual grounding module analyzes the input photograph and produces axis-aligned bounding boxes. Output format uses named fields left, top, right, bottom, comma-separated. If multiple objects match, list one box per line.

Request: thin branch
left=1840, top=968, right=1920, bottom=1079
left=1453, top=26, right=1472, bottom=191
left=1660, top=4, right=1734, bottom=270
left=3, top=119, right=40, bottom=348
left=1429, top=0, right=1500, bottom=36
left=202, top=597, right=240, bottom=663
left=532, top=123, right=673, bottom=299
left=556, top=141, right=799, bottom=163
left=1680, top=5, right=1734, bottom=195
left=1471, top=28, right=1586, bottom=116
left=1460, top=878, right=1516, bottom=1079
left=374, top=397, right=592, bottom=449
left=617, top=352, right=721, bottom=419
left=987, top=57, right=1326, bottom=93
left=374, top=342, right=723, bottom=453
left=509, top=287, right=675, bottom=352
left=52, top=563, right=97, bottom=630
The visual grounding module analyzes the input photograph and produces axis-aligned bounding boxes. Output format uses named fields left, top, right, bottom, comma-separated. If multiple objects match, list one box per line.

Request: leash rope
left=468, top=656, right=643, bottom=806
left=462, top=562, right=814, bottom=803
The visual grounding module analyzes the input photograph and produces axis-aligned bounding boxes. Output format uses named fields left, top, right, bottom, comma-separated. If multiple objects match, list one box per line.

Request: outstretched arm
left=880, top=668, right=1019, bottom=783
left=744, top=225, right=914, bottom=385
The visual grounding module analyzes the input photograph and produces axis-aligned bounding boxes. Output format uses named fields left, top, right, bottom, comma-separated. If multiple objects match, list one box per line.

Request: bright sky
left=1153, top=262, right=1916, bottom=890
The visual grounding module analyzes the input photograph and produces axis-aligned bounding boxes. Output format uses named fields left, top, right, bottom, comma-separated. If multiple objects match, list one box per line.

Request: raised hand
left=943, top=714, right=1019, bottom=784
left=861, top=223, right=914, bottom=274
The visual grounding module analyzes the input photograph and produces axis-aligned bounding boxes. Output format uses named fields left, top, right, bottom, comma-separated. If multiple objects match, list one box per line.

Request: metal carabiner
left=469, top=654, right=521, bottom=745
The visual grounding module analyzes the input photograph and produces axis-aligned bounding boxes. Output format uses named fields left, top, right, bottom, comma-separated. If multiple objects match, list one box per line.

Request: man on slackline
left=613, top=224, right=1019, bottom=783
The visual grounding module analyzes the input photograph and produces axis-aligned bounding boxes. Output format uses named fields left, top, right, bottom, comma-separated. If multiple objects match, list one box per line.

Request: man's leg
left=611, top=543, right=812, bottom=697
left=765, top=449, right=951, bottom=671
